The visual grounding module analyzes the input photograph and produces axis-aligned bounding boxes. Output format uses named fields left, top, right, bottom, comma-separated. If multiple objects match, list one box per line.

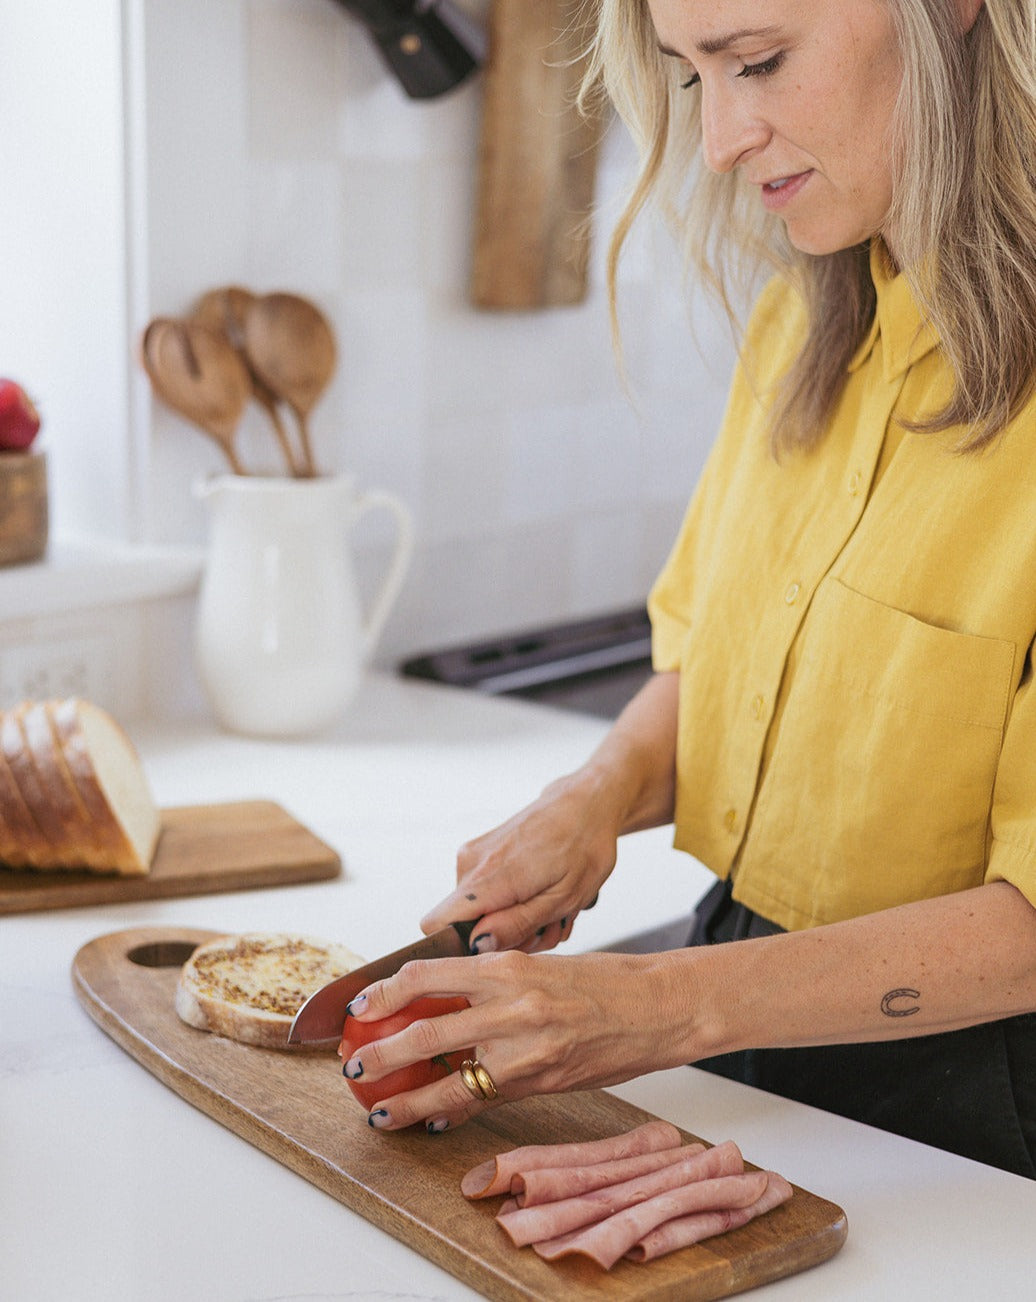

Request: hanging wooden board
left=73, top=925, right=848, bottom=1301
left=471, top=0, right=604, bottom=309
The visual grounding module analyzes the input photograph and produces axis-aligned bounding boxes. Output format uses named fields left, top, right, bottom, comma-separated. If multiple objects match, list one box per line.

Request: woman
left=343, top=0, right=1036, bottom=1177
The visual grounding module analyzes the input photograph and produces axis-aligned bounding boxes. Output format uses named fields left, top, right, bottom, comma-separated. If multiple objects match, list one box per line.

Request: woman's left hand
left=340, top=948, right=686, bottom=1132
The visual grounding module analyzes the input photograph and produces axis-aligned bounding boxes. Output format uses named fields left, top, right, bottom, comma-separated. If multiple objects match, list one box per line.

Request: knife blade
left=287, top=919, right=477, bottom=1044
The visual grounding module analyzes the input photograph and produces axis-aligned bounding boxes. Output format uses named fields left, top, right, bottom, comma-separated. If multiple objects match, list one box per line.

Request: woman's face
left=647, top=0, right=903, bottom=255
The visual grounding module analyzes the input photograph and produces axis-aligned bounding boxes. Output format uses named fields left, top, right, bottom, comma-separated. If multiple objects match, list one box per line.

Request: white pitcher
left=194, top=474, right=413, bottom=737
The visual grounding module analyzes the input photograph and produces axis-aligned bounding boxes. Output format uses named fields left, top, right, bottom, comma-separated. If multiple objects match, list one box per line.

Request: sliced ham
left=460, top=1119, right=682, bottom=1199
left=532, top=1169, right=771, bottom=1269
left=626, top=1171, right=794, bottom=1263
left=496, top=1140, right=746, bottom=1249
left=462, top=1122, right=798, bottom=1273
left=513, top=1142, right=707, bottom=1208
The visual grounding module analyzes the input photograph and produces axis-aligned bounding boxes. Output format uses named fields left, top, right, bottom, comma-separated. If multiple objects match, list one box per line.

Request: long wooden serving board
left=73, top=927, right=847, bottom=1301
left=1, top=801, right=340, bottom=914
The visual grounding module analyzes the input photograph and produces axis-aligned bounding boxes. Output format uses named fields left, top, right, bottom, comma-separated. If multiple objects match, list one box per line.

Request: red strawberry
left=0, top=379, right=41, bottom=451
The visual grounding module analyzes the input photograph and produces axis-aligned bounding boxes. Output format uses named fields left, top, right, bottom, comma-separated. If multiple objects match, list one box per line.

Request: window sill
left=0, top=537, right=205, bottom=623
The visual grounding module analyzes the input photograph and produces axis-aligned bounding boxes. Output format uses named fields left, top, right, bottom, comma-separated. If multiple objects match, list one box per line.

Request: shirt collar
left=847, top=239, right=940, bottom=379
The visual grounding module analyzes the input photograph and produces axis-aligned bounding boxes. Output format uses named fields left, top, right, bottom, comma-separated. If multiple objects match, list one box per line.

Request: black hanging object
left=332, top=0, right=485, bottom=100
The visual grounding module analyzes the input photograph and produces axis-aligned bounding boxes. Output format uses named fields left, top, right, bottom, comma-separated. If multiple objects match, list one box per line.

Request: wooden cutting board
left=0, top=801, right=339, bottom=914
left=73, top=926, right=847, bottom=1301
left=471, top=0, right=604, bottom=309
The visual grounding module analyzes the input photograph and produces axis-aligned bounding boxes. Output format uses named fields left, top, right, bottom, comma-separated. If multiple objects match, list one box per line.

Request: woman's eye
left=737, top=53, right=784, bottom=79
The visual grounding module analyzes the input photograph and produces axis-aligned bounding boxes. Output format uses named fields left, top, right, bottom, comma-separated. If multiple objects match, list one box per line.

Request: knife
left=287, top=919, right=477, bottom=1044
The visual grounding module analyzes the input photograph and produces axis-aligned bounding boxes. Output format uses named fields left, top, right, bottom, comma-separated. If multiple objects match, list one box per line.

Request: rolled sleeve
left=648, top=480, right=707, bottom=672
left=987, top=656, right=1036, bottom=909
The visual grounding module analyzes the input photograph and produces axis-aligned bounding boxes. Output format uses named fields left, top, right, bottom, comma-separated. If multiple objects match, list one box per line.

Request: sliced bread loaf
left=0, top=699, right=160, bottom=875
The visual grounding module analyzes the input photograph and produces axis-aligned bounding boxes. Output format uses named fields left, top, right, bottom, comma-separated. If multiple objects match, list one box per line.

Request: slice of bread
left=20, top=701, right=111, bottom=871
left=0, top=699, right=160, bottom=875
left=48, top=699, right=160, bottom=874
left=0, top=735, right=43, bottom=868
left=2, top=706, right=68, bottom=866
left=175, top=932, right=365, bottom=1050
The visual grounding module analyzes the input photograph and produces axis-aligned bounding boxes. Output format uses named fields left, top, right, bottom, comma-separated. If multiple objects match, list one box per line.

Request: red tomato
left=338, top=995, right=471, bottom=1112
left=0, top=379, right=41, bottom=451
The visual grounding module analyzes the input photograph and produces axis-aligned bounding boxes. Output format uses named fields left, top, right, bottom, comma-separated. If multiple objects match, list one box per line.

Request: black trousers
left=687, top=878, right=1036, bottom=1180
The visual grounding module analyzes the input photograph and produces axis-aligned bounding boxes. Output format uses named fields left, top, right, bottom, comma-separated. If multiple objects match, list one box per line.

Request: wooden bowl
left=0, top=450, right=48, bottom=566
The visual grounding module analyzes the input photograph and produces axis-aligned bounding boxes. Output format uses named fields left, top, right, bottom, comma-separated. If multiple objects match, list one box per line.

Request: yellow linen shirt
left=649, top=243, right=1036, bottom=930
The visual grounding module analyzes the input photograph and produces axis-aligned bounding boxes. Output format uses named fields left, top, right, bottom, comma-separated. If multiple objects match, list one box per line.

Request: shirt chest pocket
left=746, top=578, right=1017, bottom=924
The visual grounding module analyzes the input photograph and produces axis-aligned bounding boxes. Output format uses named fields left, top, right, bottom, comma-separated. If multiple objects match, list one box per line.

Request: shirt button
left=750, top=694, right=766, bottom=720
left=723, top=808, right=738, bottom=833
left=847, top=470, right=862, bottom=496
left=784, top=581, right=801, bottom=605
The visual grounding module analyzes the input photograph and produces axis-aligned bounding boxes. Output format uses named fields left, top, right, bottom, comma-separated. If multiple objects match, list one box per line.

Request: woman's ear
left=957, top=0, right=984, bottom=33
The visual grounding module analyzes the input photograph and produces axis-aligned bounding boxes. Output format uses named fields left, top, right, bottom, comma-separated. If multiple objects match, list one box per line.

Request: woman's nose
left=699, top=85, right=769, bottom=174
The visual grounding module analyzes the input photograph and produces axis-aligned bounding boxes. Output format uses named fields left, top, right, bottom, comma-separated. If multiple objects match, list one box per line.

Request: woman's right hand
left=421, top=671, right=681, bottom=955
left=421, top=769, right=622, bottom=955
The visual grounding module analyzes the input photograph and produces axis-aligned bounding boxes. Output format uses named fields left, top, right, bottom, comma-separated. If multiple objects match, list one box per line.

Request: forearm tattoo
left=881, top=987, right=921, bottom=1017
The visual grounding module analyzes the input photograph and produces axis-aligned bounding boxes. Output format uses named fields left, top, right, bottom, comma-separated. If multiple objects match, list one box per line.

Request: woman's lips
left=759, top=170, right=812, bottom=211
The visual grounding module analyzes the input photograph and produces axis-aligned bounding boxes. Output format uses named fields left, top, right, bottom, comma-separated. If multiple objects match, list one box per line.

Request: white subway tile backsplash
left=247, top=0, right=345, bottom=159
left=338, top=161, right=425, bottom=290
left=423, top=415, right=506, bottom=545
left=420, top=156, right=481, bottom=299
left=245, top=161, right=346, bottom=291
left=337, top=64, right=431, bottom=161
left=335, top=288, right=429, bottom=425
left=572, top=401, right=646, bottom=513
left=340, top=414, right=426, bottom=532
left=570, top=507, right=650, bottom=615
left=503, top=404, right=580, bottom=526
left=415, top=520, right=578, bottom=649
left=8, top=0, right=736, bottom=718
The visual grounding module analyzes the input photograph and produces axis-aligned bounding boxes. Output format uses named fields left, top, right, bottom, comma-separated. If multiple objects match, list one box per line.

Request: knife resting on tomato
left=288, top=919, right=477, bottom=1044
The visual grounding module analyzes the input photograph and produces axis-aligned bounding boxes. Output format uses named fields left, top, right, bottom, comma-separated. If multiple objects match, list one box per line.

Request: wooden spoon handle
left=256, top=391, right=303, bottom=477
left=291, top=409, right=319, bottom=478
left=221, top=441, right=249, bottom=476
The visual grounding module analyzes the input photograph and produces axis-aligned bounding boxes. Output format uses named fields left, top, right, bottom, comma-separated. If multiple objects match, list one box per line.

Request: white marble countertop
left=2, top=675, right=1033, bottom=1300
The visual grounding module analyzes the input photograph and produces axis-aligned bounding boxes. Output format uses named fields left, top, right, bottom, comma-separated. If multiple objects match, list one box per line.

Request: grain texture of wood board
left=0, top=800, right=340, bottom=914
left=73, top=926, right=848, bottom=1301
left=0, top=450, right=48, bottom=564
left=471, top=0, right=605, bottom=309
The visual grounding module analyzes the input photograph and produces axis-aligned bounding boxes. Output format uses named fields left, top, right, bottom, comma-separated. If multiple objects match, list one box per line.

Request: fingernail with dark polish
left=343, top=1057, right=363, bottom=1079
left=470, top=932, right=498, bottom=954
left=535, top=927, right=547, bottom=938
left=368, top=1109, right=391, bottom=1129
left=346, top=994, right=368, bottom=1016
left=426, top=1118, right=450, bottom=1134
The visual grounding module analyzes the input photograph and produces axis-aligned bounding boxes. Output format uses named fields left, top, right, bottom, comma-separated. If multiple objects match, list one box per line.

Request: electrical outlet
left=0, top=635, right=110, bottom=707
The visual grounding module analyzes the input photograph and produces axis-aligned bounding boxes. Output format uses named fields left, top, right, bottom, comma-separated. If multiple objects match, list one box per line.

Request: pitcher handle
left=353, top=488, right=414, bottom=660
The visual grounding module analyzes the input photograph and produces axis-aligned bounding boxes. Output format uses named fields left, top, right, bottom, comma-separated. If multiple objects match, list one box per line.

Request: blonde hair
left=584, top=1, right=1036, bottom=453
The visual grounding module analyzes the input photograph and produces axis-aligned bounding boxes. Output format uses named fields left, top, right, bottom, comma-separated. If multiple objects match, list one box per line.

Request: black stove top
left=400, top=606, right=654, bottom=719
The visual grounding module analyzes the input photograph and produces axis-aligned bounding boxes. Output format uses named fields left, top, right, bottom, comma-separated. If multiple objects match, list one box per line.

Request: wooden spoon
left=140, top=318, right=251, bottom=475
left=192, top=286, right=302, bottom=477
left=242, top=293, right=337, bottom=478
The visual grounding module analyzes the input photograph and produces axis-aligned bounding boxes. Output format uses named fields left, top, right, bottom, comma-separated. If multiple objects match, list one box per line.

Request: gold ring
left=459, top=1058, right=498, bottom=1102
left=472, top=1060, right=498, bottom=1101
left=459, top=1061, right=483, bottom=1100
